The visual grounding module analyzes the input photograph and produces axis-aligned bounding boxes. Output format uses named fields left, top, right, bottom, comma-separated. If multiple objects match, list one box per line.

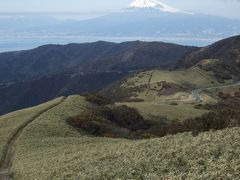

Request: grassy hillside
left=0, top=36, right=240, bottom=179
left=0, top=96, right=235, bottom=179
left=116, top=102, right=207, bottom=121
left=101, top=67, right=230, bottom=121
left=0, top=97, right=64, bottom=164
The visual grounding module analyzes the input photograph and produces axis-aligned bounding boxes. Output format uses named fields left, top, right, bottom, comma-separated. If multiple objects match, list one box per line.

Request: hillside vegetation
left=0, top=41, right=195, bottom=83
left=101, top=67, right=226, bottom=121
left=0, top=97, right=64, bottom=165
left=0, top=95, right=238, bottom=179
left=0, top=35, right=240, bottom=179
left=176, top=35, right=240, bottom=80
left=0, top=71, right=127, bottom=116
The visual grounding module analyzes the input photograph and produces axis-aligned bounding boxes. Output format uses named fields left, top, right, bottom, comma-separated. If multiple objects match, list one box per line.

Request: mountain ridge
left=176, top=35, right=240, bottom=80
left=0, top=40, right=196, bottom=115
left=0, top=40, right=195, bottom=83
left=0, top=35, right=239, bottom=116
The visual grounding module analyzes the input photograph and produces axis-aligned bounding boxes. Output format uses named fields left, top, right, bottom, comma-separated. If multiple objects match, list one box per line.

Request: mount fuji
left=3, top=0, right=240, bottom=48
left=41, top=0, right=240, bottom=46
left=128, top=0, right=187, bottom=13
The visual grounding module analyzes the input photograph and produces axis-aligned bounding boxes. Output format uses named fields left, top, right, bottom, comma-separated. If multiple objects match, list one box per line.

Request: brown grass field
left=0, top=95, right=238, bottom=179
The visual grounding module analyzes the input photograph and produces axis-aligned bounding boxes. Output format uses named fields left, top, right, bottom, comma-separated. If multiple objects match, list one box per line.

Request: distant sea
left=0, top=36, right=220, bottom=53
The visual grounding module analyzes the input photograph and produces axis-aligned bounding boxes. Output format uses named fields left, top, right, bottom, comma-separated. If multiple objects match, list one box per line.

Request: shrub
left=183, top=109, right=240, bottom=134
left=109, top=105, right=148, bottom=131
left=68, top=111, right=118, bottom=136
left=169, top=102, right=178, bottom=106
left=218, top=92, right=231, bottom=99
left=147, top=109, right=240, bottom=138
left=125, top=99, right=144, bottom=103
left=83, top=93, right=112, bottom=106
left=69, top=98, right=240, bottom=139
left=234, top=91, right=240, bottom=98
left=67, top=105, right=148, bottom=139
left=140, top=133, right=157, bottom=139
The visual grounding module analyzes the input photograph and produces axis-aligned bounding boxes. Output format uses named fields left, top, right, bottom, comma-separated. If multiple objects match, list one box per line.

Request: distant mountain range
left=0, top=35, right=239, bottom=115
left=0, top=40, right=194, bottom=115
left=1, top=0, right=240, bottom=52
left=0, top=41, right=194, bottom=83
left=43, top=0, right=240, bottom=45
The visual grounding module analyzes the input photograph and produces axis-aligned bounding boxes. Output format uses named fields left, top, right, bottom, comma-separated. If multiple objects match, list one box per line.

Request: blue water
left=0, top=36, right=218, bottom=53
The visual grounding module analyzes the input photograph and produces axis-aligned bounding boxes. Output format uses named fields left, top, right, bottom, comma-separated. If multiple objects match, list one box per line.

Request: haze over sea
left=1, top=0, right=240, bottom=52
left=0, top=34, right=222, bottom=52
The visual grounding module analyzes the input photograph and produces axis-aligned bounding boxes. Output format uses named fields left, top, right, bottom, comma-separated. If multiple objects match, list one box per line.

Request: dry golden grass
left=116, top=102, right=207, bottom=121
left=6, top=95, right=240, bottom=179
left=151, top=69, right=218, bottom=88
left=0, top=97, right=64, bottom=164
left=125, top=68, right=219, bottom=89
left=207, top=84, right=240, bottom=97
left=115, top=68, right=229, bottom=120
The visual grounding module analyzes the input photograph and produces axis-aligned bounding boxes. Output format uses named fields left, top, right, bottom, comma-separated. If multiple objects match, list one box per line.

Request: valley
left=0, top=34, right=239, bottom=179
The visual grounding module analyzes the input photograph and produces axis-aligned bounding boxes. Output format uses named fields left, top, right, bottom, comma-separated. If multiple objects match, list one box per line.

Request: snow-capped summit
left=129, top=0, right=182, bottom=13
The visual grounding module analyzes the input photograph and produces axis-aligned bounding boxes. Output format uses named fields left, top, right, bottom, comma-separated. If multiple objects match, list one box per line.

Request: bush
left=234, top=91, right=240, bottom=98
left=68, top=111, right=118, bottom=136
left=140, top=133, right=157, bottom=139
left=98, top=105, right=148, bottom=131
left=147, top=109, right=240, bottom=138
left=83, top=93, right=112, bottom=106
left=125, top=99, right=144, bottom=103
left=183, top=109, right=240, bottom=134
left=69, top=100, right=240, bottom=139
left=67, top=105, right=148, bottom=139
left=169, top=102, right=178, bottom=106
left=109, top=105, right=148, bottom=131
left=218, top=92, right=231, bottom=99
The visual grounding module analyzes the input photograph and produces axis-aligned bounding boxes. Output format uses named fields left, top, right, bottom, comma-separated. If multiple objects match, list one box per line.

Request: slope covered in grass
left=0, top=97, right=64, bottom=164
left=116, top=102, right=207, bottom=121
left=8, top=95, right=240, bottom=179
left=101, top=67, right=223, bottom=121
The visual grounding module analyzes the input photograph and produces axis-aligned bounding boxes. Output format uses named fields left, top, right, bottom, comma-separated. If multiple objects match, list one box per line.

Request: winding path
left=0, top=97, right=66, bottom=180
left=154, top=81, right=240, bottom=105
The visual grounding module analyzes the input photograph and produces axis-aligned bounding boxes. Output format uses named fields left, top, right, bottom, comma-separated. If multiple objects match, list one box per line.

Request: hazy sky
left=0, top=0, right=240, bottom=19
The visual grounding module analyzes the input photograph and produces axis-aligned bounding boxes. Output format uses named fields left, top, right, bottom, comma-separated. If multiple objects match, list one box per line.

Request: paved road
left=192, top=89, right=202, bottom=103
left=191, top=81, right=240, bottom=103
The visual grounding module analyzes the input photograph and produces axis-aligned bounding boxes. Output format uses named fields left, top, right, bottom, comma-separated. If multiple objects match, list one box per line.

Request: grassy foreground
left=3, top=95, right=238, bottom=179
left=0, top=97, right=64, bottom=165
